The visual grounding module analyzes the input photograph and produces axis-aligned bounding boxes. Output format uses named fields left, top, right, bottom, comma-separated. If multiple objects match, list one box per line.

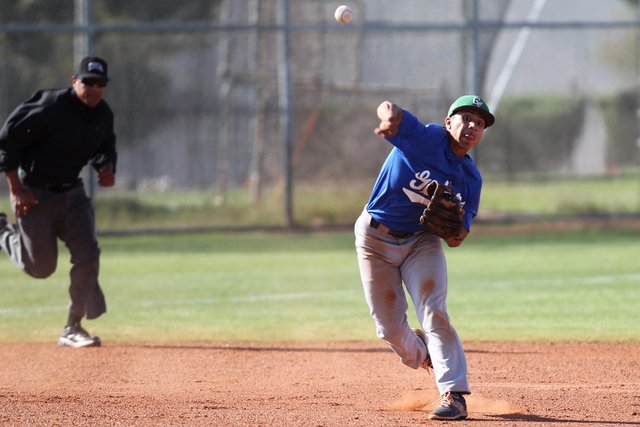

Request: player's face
left=72, top=76, right=107, bottom=108
left=445, top=109, right=485, bottom=157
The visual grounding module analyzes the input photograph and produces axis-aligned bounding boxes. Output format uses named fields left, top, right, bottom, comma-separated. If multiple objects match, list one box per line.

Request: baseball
left=334, top=5, right=353, bottom=23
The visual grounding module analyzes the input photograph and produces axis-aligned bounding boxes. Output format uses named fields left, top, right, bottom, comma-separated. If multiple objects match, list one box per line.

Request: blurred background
left=1, top=0, right=640, bottom=232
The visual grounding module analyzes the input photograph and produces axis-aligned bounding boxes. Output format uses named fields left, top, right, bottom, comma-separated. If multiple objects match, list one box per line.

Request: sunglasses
left=80, top=77, right=108, bottom=88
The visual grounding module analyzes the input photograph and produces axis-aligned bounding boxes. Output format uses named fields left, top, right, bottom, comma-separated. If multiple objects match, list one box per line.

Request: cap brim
left=76, top=72, right=110, bottom=81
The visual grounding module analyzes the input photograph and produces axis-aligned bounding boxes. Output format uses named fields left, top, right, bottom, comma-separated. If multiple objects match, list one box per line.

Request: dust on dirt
left=1, top=341, right=638, bottom=426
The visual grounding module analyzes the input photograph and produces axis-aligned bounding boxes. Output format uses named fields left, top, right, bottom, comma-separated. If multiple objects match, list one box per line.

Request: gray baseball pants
left=355, top=209, right=470, bottom=395
left=0, top=183, right=106, bottom=319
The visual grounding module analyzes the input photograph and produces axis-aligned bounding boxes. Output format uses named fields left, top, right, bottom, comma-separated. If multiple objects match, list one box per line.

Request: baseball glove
left=419, top=181, right=464, bottom=240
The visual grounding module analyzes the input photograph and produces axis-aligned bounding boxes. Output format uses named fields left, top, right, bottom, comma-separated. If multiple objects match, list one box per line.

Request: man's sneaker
left=58, top=323, right=101, bottom=348
left=429, top=391, right=468, bottom=420
left=412, top=328, right=433, bottom=371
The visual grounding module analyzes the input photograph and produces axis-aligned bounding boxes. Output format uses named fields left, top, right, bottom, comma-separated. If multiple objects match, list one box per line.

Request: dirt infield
left=1, top=341, right=638, bottom=426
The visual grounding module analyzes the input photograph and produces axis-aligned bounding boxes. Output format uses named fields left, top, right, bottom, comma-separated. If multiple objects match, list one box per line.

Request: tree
left=0, top=0, right=223, bottom=147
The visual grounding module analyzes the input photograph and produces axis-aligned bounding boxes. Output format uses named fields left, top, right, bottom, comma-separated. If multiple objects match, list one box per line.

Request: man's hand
left=11, top=187, right=38, bottom=218
left=374, top=101, right=403, bottom=138
left=6, top=170, right=37, bottom=218
left=420, top=181, right=464, bottom=241
left=97, top=162, right=115, bottom=187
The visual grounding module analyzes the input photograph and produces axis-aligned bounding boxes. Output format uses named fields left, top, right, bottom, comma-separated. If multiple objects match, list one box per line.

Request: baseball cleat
left=429, top=391, right=468, bottom=420
left=412, top=328, right=433, bottom=371
left=58, top=323, right=101, bottom=348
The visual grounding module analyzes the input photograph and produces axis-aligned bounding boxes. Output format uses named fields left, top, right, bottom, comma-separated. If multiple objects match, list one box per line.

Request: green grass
left=1, top=228, right=639, bottom=343
left=51, top=169, right=640, bottom=229
left=480, top=173, right=640, bottom=215
left=447, top=229, right=640, bottom=341
left=3, top=171, right=640, bottom=230
left=90, top=183, right=372, bottom=229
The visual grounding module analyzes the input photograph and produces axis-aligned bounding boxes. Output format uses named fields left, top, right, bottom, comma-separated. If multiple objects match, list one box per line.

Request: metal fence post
left=637, top=3, right=640, bottom=208
left=468, top=0, right=480, bottom=161
left=74, top=0, right=96, bottom=202
left=278, top=0, right=293, bottom=228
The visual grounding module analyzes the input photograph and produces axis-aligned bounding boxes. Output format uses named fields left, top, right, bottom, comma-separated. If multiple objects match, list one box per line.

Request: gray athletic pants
left=0, top=182, right=106, bottom=319
left=355, top=209, right=470, bottom=395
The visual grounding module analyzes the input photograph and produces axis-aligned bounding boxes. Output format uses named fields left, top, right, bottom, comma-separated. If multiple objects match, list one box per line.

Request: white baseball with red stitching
left=334, top=5, right=352, bottom=23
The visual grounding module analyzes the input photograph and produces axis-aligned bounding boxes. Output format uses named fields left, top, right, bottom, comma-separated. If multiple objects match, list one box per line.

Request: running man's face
left=72, top=76, right=107, bottom=108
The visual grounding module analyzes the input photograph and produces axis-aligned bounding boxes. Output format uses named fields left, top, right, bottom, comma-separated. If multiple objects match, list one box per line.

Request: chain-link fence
left=1, top=0, right=640, bottom=231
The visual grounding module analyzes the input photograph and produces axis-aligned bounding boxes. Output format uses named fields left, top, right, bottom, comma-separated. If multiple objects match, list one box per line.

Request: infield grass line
left=0, top=289, right=360, bottom=315
left=468, top=273, right=640, bottom=289
left=3, top=272, right=640, bottom=315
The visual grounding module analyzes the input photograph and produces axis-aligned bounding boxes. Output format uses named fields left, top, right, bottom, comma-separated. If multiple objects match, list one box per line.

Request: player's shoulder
left=8, top=89, right=68, bottom=120
left=421, top=123, right=449, bottom=149
left=400, top=111, right=446, bottom=138
left=24, top=88, right=67, bottom=104
left=424, top=123, right=447, bottom=136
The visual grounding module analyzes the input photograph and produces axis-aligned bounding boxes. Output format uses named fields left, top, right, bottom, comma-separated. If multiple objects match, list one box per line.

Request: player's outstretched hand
left=98, top=162, right=115, bottom=187
left=374, top=101, right=403, bottom=138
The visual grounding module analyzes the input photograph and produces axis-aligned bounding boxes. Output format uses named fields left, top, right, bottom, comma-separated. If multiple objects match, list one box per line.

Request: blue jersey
left=367, top=110, right=482, bottom=233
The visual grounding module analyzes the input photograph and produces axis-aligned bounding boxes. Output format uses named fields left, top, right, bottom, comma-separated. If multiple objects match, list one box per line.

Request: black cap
left=74, top=56, right=109, bottom=81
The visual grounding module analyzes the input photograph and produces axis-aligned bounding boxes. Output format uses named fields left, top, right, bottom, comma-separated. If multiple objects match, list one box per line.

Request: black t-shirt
left=0, top=88, right=117, bottom=185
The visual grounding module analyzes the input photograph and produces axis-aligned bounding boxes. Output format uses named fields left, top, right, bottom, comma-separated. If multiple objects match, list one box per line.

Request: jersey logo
left=409, top=170, right=432, bottom=192
left=403, top=187, right=430, bottom=205
left=405, top=169, right=464, bottom=206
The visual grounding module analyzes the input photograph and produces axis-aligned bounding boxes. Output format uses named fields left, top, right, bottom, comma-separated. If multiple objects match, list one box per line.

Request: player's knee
left=70, top=245, right=101, bottom=265
left=423, top=308, right=451, bottom=330
left=26, top=263, right=57, bottom=279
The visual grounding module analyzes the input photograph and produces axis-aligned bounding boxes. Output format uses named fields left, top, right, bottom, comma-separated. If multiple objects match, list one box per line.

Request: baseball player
left=355, top=96, right=494, bottom=420
left=0, top=56, right=117, bottom=348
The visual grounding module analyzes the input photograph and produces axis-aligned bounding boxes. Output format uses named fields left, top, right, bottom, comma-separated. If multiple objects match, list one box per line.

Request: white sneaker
left=58, top=323, right=101, bottom=348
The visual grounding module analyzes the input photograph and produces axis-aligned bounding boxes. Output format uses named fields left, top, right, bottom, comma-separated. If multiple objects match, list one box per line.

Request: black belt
left=370, top=217, right=416, bottom=239
left=22, top=175, right=76, bottom=192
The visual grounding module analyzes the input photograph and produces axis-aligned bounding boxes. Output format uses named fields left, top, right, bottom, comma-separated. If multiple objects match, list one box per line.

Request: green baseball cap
left=447, top=95, right=495, bottom=128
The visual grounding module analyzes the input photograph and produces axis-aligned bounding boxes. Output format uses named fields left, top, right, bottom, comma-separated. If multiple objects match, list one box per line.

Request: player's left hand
left=97, top=162, right=115, bottom=187
left=420, top=180, right=464, bottom=240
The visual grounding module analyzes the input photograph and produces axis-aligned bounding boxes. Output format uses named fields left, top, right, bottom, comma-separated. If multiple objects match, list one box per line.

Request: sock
left=66, top=312, right=83, bottom=328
